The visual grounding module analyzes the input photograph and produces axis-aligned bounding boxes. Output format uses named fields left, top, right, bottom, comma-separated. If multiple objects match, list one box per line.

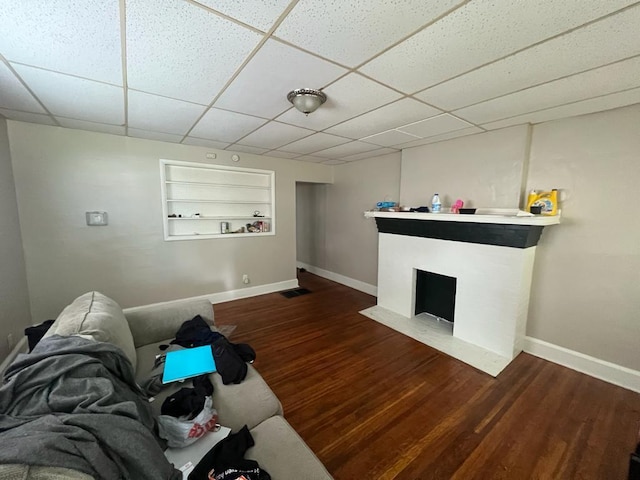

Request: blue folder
left=162, top=345, right=216, bottom=384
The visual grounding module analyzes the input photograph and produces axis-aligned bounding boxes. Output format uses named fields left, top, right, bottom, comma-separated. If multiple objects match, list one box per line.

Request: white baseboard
left=207, top=279, right=299, bottom=304
left=524, top=336, right=640, bottom=393
left=124, top=279, right=299, bottom=313
left=297, top=262, right=377, bottom=297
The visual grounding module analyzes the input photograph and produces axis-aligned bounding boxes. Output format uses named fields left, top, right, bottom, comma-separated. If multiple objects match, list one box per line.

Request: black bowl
left=459, top=208, right=476, bottom=214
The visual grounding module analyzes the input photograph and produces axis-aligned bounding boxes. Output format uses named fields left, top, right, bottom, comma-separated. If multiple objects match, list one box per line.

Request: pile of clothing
left=144, top=315, right=269, bottom=480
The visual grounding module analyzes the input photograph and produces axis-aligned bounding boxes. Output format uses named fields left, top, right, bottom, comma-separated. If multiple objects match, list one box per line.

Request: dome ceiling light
left=286, top=88, right=327, bottom=115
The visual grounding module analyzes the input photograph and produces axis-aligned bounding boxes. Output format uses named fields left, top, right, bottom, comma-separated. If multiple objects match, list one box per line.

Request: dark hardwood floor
left=214, top=271, right=640, bottom=479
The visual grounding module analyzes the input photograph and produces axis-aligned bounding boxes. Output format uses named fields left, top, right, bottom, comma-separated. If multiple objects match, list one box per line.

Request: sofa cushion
left=0, top=464, right=94, bottom=479
left=135, top=340, right=282, bottom=432
left=44, top=292, right=137, bottom=370
left=248, top=415, right=333, bottom=480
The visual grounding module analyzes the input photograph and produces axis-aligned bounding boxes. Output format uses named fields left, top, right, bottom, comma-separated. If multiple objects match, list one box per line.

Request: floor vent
left=280, top=288, right=312, bottom=298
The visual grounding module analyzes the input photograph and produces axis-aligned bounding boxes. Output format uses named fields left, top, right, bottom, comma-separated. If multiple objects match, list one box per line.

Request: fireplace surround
left=361, top=210, right=559, bottom=376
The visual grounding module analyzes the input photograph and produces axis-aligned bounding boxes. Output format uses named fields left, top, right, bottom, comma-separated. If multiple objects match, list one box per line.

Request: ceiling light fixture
left=287, top=88, right=327, bottom=116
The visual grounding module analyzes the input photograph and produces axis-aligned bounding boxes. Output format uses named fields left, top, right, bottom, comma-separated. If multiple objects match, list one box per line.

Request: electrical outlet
left=7, top=333, right=14, bottom=350
left=242, top=274, right=250, bottom=284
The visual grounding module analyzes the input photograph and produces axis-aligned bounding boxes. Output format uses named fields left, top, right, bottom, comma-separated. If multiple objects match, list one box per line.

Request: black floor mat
left=280, top=288, right=312, bottom=298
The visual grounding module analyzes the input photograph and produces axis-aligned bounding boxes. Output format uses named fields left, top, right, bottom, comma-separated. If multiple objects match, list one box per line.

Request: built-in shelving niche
left=160, top=159, right=275, bottom=241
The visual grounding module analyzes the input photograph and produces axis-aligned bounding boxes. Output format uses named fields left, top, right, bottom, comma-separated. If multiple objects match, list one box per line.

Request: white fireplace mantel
left=361, top=209, right=559, bottom=376
left=364, top=209, right=561, bottom=226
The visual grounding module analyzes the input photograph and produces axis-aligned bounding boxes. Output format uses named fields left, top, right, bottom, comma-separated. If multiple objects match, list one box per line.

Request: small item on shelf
left=526, top=189, right=559, bottom=215
left=168, top=214, right=177, bottom=218
left=253, top=210, right=264, bottom=217
left=431, top=193, right=442, bottom=213
left=451, top=199, right=464, bottom=214
left=220, top=222, right=229, bottom=234
left=376, top=201, right=397, bottom=210
left=410, top=206, right=430, bottom=213
left=191, top=213, right=201, bottom=218
left=231, top=227, right=245, bottom=234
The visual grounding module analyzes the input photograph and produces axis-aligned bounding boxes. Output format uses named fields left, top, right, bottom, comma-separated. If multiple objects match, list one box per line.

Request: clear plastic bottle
left=431, top=193, right=442, bottom=213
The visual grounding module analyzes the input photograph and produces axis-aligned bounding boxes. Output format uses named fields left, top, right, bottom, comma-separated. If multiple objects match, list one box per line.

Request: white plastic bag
left=158, top=396, right=218, bottom=448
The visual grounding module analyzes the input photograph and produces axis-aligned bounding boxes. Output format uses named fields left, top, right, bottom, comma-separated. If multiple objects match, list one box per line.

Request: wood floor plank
left=214, top=271, right=640, bottom=479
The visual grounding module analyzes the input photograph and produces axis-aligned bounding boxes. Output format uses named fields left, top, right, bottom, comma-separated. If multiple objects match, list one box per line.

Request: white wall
left=8, top=122, right=332, bottom=321
left=297, top=152, right=400, bottom=288
left=401, top=125, right=530, bottom=209
left=303, top=106, right=639, bottom=373
left=0, top=118, right=31, bottom=361
left=525, top=105, right=640, bottom=370
left=296, top=182, right=327, bottom=268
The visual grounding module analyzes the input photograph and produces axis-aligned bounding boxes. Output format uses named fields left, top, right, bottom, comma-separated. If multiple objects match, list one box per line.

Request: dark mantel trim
left=374, top=217, right=544, bottom=248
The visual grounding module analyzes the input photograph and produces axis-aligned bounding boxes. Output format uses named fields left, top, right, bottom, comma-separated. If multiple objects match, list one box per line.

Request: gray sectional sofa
left=0, top=292, right=333, bottom=480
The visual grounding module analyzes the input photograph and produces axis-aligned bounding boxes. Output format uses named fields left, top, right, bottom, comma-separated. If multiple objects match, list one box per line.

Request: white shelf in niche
left=169, top=216, right=272, bottom=220
left=160, top=159, right=275, bottom=241
left=165, top=180, right=270, bottom=190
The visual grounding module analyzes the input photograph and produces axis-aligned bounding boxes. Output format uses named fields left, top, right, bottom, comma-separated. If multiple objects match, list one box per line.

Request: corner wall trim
left=297, top=262, right=377, bottom=297
left=524, top=336, right=640, bottom=393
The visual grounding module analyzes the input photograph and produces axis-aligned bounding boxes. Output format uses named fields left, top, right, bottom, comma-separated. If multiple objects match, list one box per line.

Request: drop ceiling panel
left=215, top=39, right=346, bottom=118
left=322, top=159, right=347, bottom=165
left=296, top=155, right=329, bottom=163
left=126, top=0, right=262, bottom=105
left=275, top=0, right=466, bottom=67
left=397, top=114, right=474, bottom=138
left=313, top=141, right=381, bottom=159
left=228, top=143, right=268, bottom=155
left=0, top=1, right=122, bottom=84
left=0, top=63, right=45, bottom=113
left=0, top=108, right=56, bottom=126
left=342, top=147, right=399, bottom=161
left=361, top=129, right=420, bottom=147
left=417, top=6, right=640, bottom=110
left=360, top=0, right=636, bottom=94
left=228, top=145, right=269, bottom=155
left=128, top=128, right=184, bottom=143
left=481, top=87, right=640, bottom=130
left=128, top=90, right=206, bottom=135
left=325, top=98, right=441, bottom=139
left=264, top=150, right=300, bottom=159
left=240, top=121, right=313, bottom=149
left=454, top=57, right=640, bottom=125
left=182, top=137, right=230, bottom=149
left=395, top=126, right=484, bottom=149
left=193, top=0, right=291, bottom=31
left=276, top=73, right=402, bottom=131
left=56, top=117, right=125, bottom=136
left=279, top=132, right=351, bottom=154
left=12, top=65, right=124, bottom=124
left=189, top=108, right=267, bottom=143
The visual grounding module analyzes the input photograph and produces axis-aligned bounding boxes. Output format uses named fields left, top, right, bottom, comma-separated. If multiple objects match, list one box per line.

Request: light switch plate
left=86, top=211, right=108, bottom=226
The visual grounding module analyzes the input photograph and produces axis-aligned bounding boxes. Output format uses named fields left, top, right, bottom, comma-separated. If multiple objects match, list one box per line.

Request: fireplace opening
left=414, top=270, right=457, bottom=322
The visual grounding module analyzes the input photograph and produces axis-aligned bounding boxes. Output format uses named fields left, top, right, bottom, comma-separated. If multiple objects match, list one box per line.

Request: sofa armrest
left=123, top=299, right=214, bottom=348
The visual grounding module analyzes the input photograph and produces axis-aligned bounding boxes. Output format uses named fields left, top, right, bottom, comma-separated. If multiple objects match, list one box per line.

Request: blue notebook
left=162, top=346, right=216, bottom=384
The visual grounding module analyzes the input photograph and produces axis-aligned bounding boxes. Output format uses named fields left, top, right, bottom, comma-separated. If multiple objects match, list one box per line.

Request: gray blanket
left=0, top=335, right=181, bottom=480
